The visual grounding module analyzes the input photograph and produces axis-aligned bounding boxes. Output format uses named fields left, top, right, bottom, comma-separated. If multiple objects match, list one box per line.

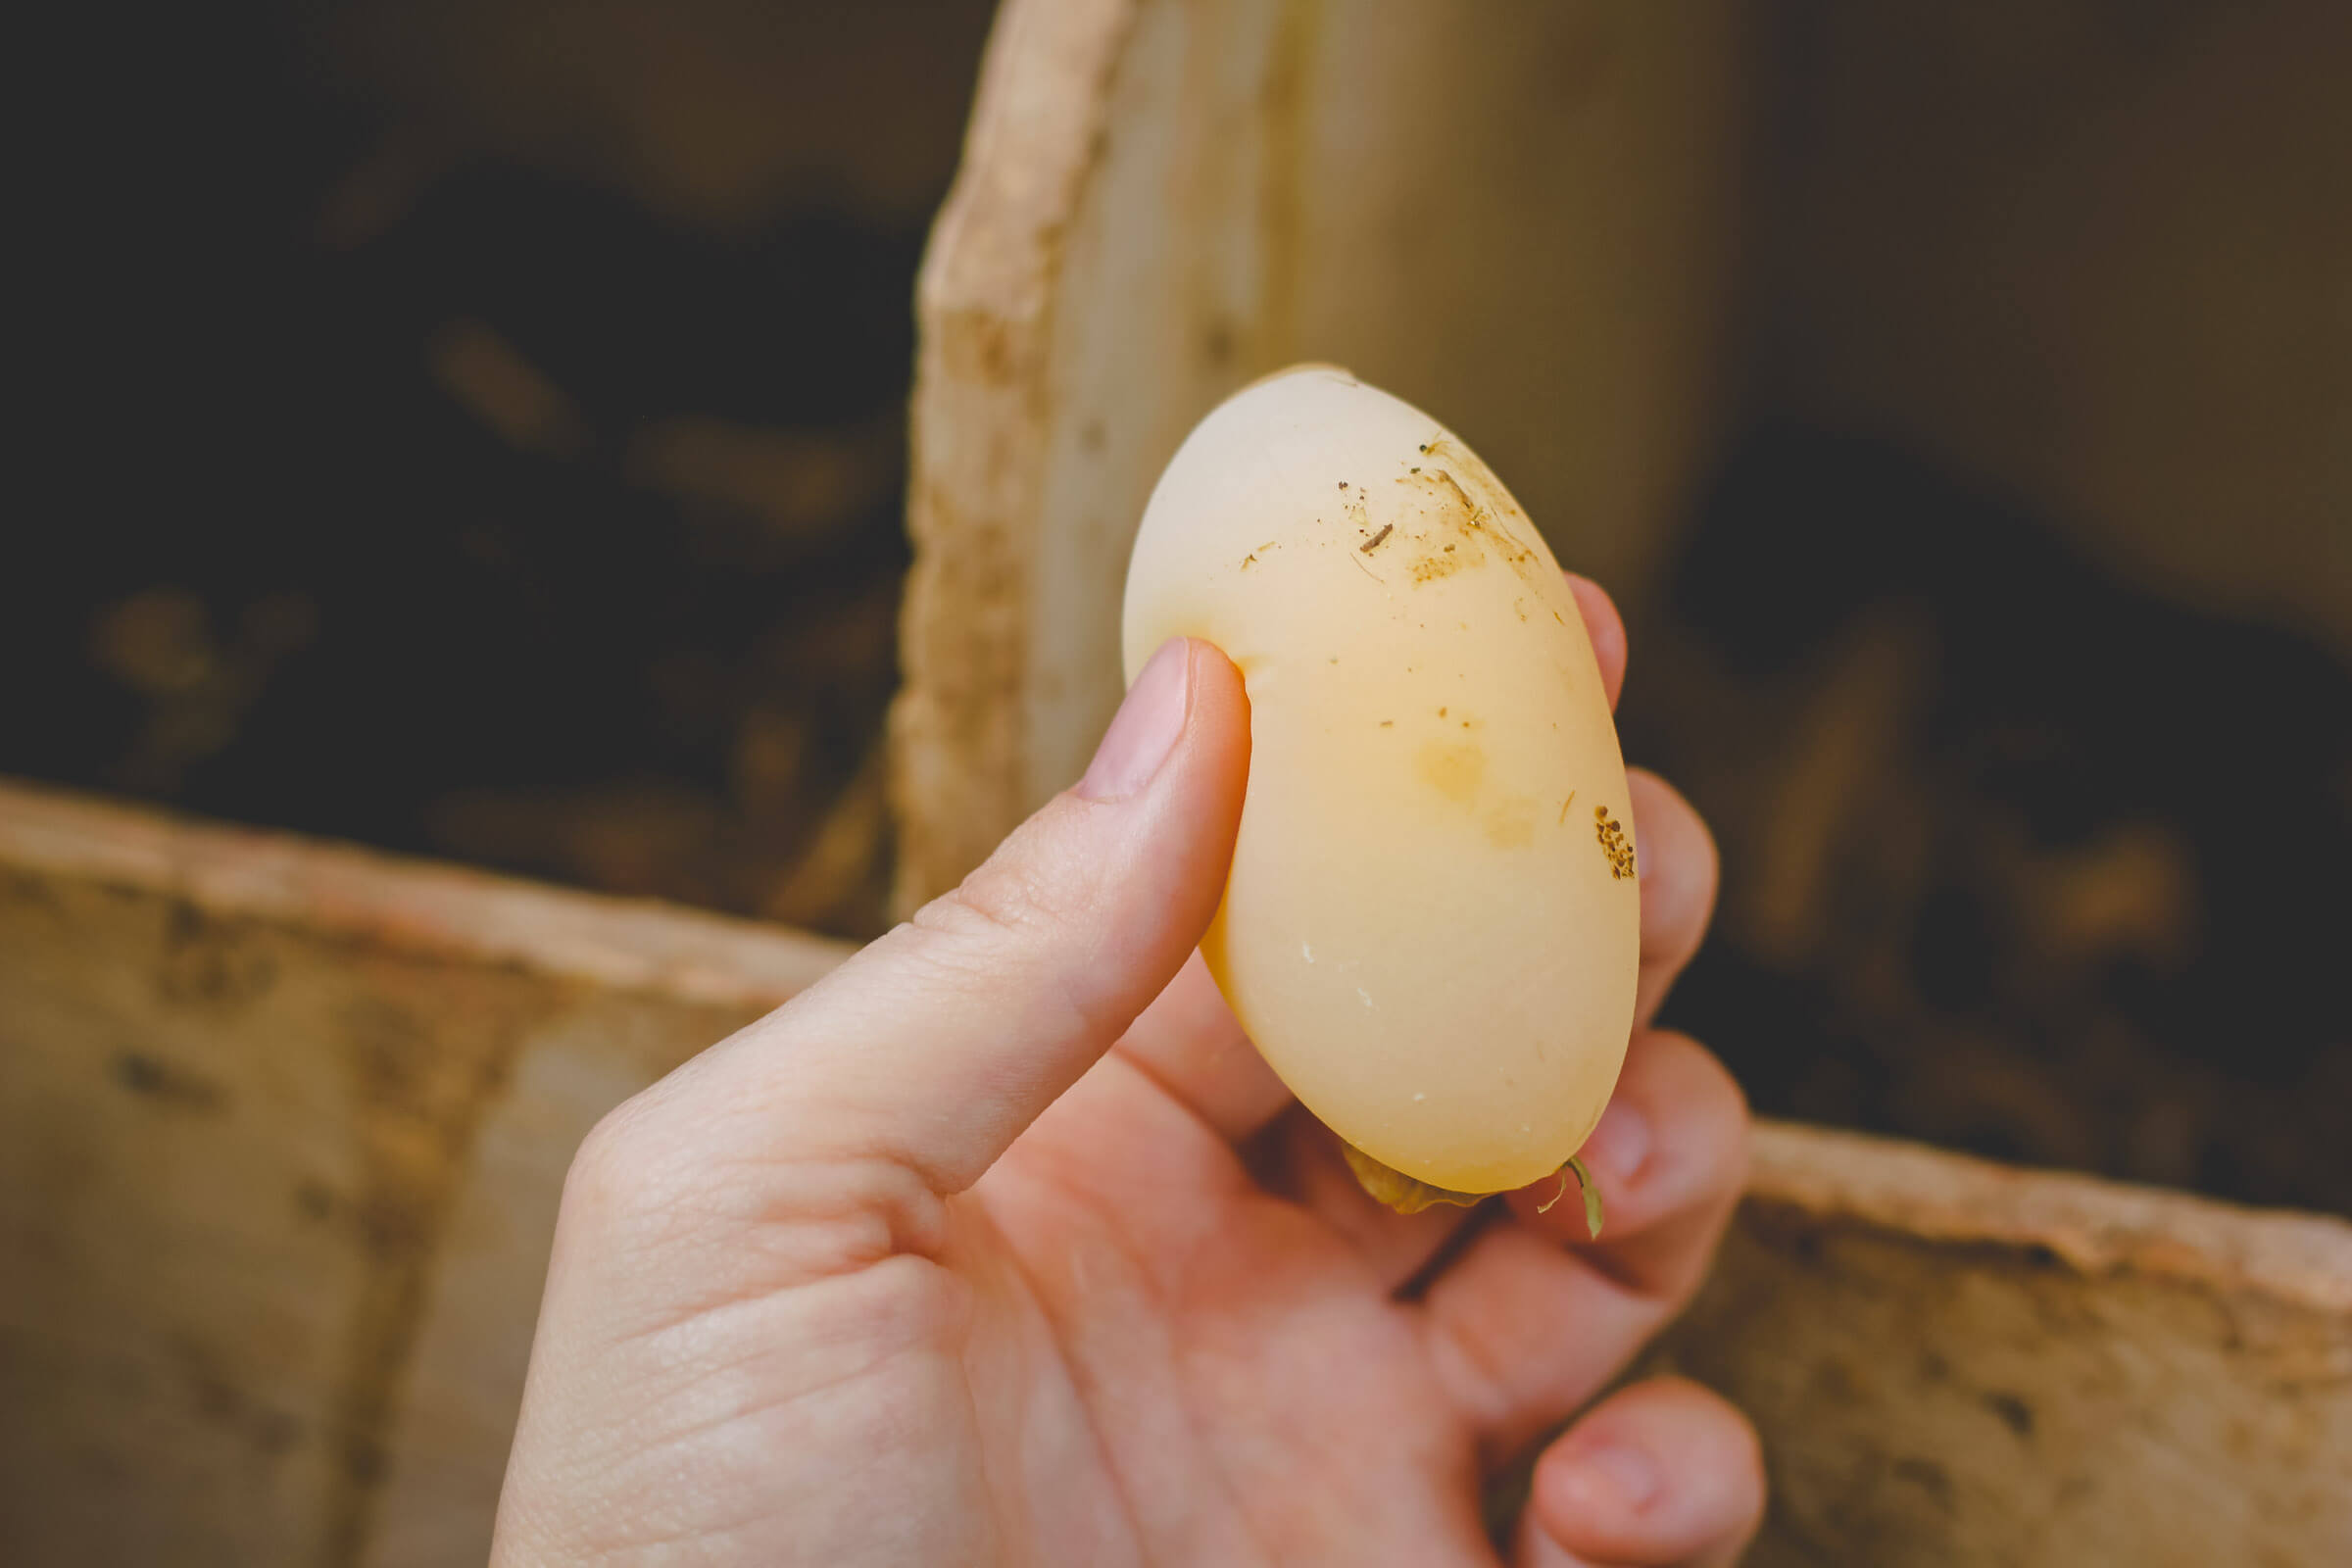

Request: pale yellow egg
left=1121, top=366, right=1640, bottom=1200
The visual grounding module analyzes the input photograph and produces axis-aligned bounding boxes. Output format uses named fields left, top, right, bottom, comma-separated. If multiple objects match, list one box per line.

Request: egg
left=1120, top=366, right=1640, bottom=1214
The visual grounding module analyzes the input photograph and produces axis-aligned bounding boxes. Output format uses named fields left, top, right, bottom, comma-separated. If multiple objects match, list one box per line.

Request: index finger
left=1414, top=1030, right=1751, bottom=1463
left=1566, top=572, right=1629, bottom=710
left=1112, top=950, right=1294, bottom=1143
left=1509, top=1029, right=1750, bottom=1300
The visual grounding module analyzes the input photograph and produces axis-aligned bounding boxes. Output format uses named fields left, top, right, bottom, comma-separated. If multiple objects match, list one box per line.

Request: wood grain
left=0, top=779, right=847, bottom=1567
left=8, top=777, right=2347, bottom=1563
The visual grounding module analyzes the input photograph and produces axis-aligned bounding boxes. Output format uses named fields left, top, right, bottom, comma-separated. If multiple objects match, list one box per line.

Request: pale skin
left=495, top=576, right=1763, bottom=1566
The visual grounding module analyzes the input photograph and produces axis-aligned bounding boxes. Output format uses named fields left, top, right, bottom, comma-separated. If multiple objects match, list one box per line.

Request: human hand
left=494, top=576, right=1760, bottom=1566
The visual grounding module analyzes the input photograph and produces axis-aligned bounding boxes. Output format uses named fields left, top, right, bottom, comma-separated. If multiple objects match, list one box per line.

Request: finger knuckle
left=916, top=854, right=1068, bottom=945
left=563, top=1093, right=686, bottom=1234
left=1634, top=799, right=1719, bottom=933
left=903, top=847, right=1110, bottom=1041
left=1643, top=1377, right=1768, bottom=1494
left=1648, top=1029, right=1753, bottom=1136
left=1706, top=1390, right=1770, bottom=1520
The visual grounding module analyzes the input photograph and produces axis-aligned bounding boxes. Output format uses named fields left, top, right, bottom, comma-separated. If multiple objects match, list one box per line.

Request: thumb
left=646, top=636, right=1250, bottom=1196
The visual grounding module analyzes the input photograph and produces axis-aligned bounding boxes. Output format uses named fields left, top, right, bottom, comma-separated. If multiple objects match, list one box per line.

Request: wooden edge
left=891, top=0, right=1142, bottom=913
left=7, top=775, right=2343, bottom=1309
left=0, top=776, right=852, bottom=1010
left=1750, top=1119, right=2352, bottom=1313
left=912, top=0, right=1137, bottom=332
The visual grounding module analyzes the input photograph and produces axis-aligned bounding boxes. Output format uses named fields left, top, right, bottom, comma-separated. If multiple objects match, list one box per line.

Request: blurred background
left=10, top=0, right=2348, bottom=1217
left=14, top=0, right=1000, bottom=939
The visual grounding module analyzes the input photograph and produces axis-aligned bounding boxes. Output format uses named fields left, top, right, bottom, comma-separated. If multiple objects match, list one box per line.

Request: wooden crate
left=0, top=782, right=847, bottom=1566
left=7, top=2, right=2349, bottom=1563
left=891, top=1, right=2352, bottom=1563
left=6, top=780, right=2346, bottom=1565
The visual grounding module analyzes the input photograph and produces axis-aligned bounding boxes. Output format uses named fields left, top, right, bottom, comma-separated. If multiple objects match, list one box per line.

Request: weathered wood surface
left=7, top=778, right=2349, bottom=1564
left=895, top=0, right=1746, bottom=908
left=0, top=780, right=850, bottom=1567
left=1651, top=1126, right=2352, bottom=1566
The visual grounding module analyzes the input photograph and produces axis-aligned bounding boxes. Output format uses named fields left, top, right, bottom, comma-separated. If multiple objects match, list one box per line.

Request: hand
left=495, top=577, right=1760, bottom=1566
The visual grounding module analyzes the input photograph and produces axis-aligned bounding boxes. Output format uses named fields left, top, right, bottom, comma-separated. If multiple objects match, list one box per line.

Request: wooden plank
left=8, top=777, right=2348, bottom=1563
left=894, top=0, right=1140, bottom=911
left=1658, top=1126, right=2352, bottom=1566
left=0, top=779, right=850, bottom=1567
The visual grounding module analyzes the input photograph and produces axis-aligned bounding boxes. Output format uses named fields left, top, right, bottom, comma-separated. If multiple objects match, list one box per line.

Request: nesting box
left=4, top=1, right=2349, bottom=1564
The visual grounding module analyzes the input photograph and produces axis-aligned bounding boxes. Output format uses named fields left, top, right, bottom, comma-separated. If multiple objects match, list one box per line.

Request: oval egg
left=1120, top=366, right=1641, bottom=1197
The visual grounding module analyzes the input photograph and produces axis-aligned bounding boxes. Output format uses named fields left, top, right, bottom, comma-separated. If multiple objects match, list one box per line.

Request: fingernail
left=1579, top=1100, right=1652, bottom=1189
left=1079, top=639, right=1192, bottom=802
left=1555, top=1442, right=1662, bottom=1518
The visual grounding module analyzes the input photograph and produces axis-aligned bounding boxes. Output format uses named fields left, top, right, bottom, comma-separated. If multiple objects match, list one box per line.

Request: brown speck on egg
left=1592, top=808, right=1637, bottom=880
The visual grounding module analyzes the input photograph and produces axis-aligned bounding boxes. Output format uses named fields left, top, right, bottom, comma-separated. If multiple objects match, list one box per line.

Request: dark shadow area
left=11, top=2, right=974, bottom=935
left=1628, top=426, right=2352, bottom=1212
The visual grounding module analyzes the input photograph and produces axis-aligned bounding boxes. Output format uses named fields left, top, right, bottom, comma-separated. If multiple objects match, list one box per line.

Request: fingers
left=1417, top=1031, right=1749, bottom=1460
left=1112, top=951, right=1294, bottom=1143
left=1514, top=1030, right=1750, bottom=1301
left=1420, top=1213, right=1665, bottom=1469
left=1562, top=571, right=1715, bottom=1026
left=1627, top=771, right=1717, bottom=1029
left=583, top=637, right=1250, bottom=1219
left=1513, top=1380, right=1764, bottom=1568
left=1566, top=573, right=1628, bottom=710
left=1101, top=578, right=1684, bottom=1166
left=1277, top=1108, right=1483, bottom=1293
